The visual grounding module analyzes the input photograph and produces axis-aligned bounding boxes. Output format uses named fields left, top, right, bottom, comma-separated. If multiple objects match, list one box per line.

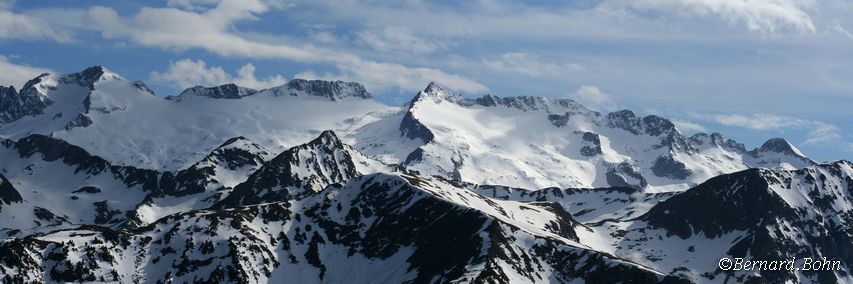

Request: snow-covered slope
left=126, top=136, right=274, bottom=227
left=0, top=134, right=161, bottom=235
left=356, top=82, right=814, bottom=191
left=588, top=161, right=853, bottom=283
left=0, top=122, right=848, bottom=283
left=0, top=172, right=687, bottom=283
left=216, top=130, right=390, bottom=207
left=0, top=67, right=388, bottom=170
left=0, top=68, right=815, bottom=190
left=745, top=137, right=815, bottom=170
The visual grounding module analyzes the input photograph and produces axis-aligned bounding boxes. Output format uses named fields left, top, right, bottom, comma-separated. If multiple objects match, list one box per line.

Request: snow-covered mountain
left=357, top=82, right=814, bottom=191
left=468, top=161, right=853, bottom=283
left=0, top=66, right=849, bottom=283
left=0, top=170, right=688, bottom=283
left=125, top=135, right=274, bottom=227
left=607, top=161, right=853, bottom=283
left=0, top=134, right=161, bottom=235
left=0, top=132, right=848, bottom=283
left=0, top=66, right=388, bottom=170
left=215, top=130, right=389, bottom=208
left=0, top=67, right=813, bottom=191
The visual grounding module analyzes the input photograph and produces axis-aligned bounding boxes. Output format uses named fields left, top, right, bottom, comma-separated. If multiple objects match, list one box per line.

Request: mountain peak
left=0, top=85, right=16, bottom=96
left=0, top=81, right=52, bottom=124
left=311, top=130, right=344, bottom=148
left=170, top=83, right=258, bottom=102
left=690, top=132, right=747, bottom=152
left=412, top=82, right=590, bottom=113
left=216, top=130, right=359, bottom=207
left=424, top=81, right=450, bottom=94
left=262, top=79, right=371, bottom=101
left=220, top=136, right=251, bottom=148
left=210, top=136, right=271, bottom=161
left=746, top=137, right=815, bottom=169
left=158, top=135, right=271, bottom=198
left=605, top=109, right=677, bottom=136
left=59, top=65, right=122, bottom=88
left=409, top=81, right=465, bottom=106
left=757, top=138, right=804, bottom=156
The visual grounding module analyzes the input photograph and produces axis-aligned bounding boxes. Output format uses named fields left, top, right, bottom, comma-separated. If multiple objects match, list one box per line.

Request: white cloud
left=150, top=59, right=286, bottom=90
left=671, top=120, right=709, bottom=132
left=696, top=113, right=852, bottom=151
left=804, top=123, right=843, bottom=145
left=165, top=0, right=220, bottom=11
left=484, top=52, right=582, bottom=78
left=166, top=0, right=292, bottom=12
left=0, top=55, right=53, bottom=89
left=565, top=85, right=616, bottom=111
left=831, top=23, right=853, bottom=39
left=0, top=5, right=69, bottom=42
left=356, top=27, right=448, bottom=55
left=0, top=1, right=12, bottom=10
left=604, top=0, right=816, bottom=33
left=703, top=113, right=810, bottom=130
left=309, top=30, right=339, bottom=44
left=293, top=62, right=488, bottom=94
left=46, top=0, right=485, bottom=93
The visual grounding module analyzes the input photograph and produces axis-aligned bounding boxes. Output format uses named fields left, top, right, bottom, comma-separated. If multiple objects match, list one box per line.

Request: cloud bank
left=0, top=55, right=53, bottom=89
left=150, top=59, right=287, bottom=90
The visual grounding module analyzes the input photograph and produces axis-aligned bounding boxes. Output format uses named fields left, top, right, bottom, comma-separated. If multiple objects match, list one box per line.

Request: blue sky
left=0, top=0, right=851, bottom=161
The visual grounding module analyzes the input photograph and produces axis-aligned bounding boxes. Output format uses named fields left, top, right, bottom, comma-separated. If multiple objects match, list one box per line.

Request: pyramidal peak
left=407, top=81, right=466, bottom=106
left=756, top=137, right=805, bottom=156
left=314, top=129, right=344, bottom=146
left=746, top=137, right=816, bottom=169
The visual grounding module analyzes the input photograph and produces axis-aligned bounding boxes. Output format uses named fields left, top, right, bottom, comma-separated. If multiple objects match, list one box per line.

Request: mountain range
left=0, top=66, right=849, bottom=283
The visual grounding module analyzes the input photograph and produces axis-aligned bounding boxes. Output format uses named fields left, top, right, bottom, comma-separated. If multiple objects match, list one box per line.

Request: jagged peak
left=308, top=130, right=344, bottom=148
left=608, top=109, right=636, bottom=119
left=169, top=83, right=258, bottom=101
left=58, top=65, right=122, bottom=87
left=17, top=65, right=121, bottom=96
left=0, top=79, right=53, bottom=123
left=215, top=130, right=358, bottom=207
left=0, top=85, right=16, bottom=97
left=689, top=132, right=746, bottom=152
left=827, top=159, right=853, bottom=167
left=20, top=73, right=51, bottom=93
left=605, top=109, right=678, bottom=137
left=262, top=79, right=372, bottom=101
left=423, top=81, right=454, bottom=96
left=264, top=130, right=346, bottom=164
left=640, top=115, right=675, bottom=136
left=186, top=135, right=270, bottom=176
left=408, top=81, right=465, bottom=106
left=410, top=82, right=591, bottom=113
